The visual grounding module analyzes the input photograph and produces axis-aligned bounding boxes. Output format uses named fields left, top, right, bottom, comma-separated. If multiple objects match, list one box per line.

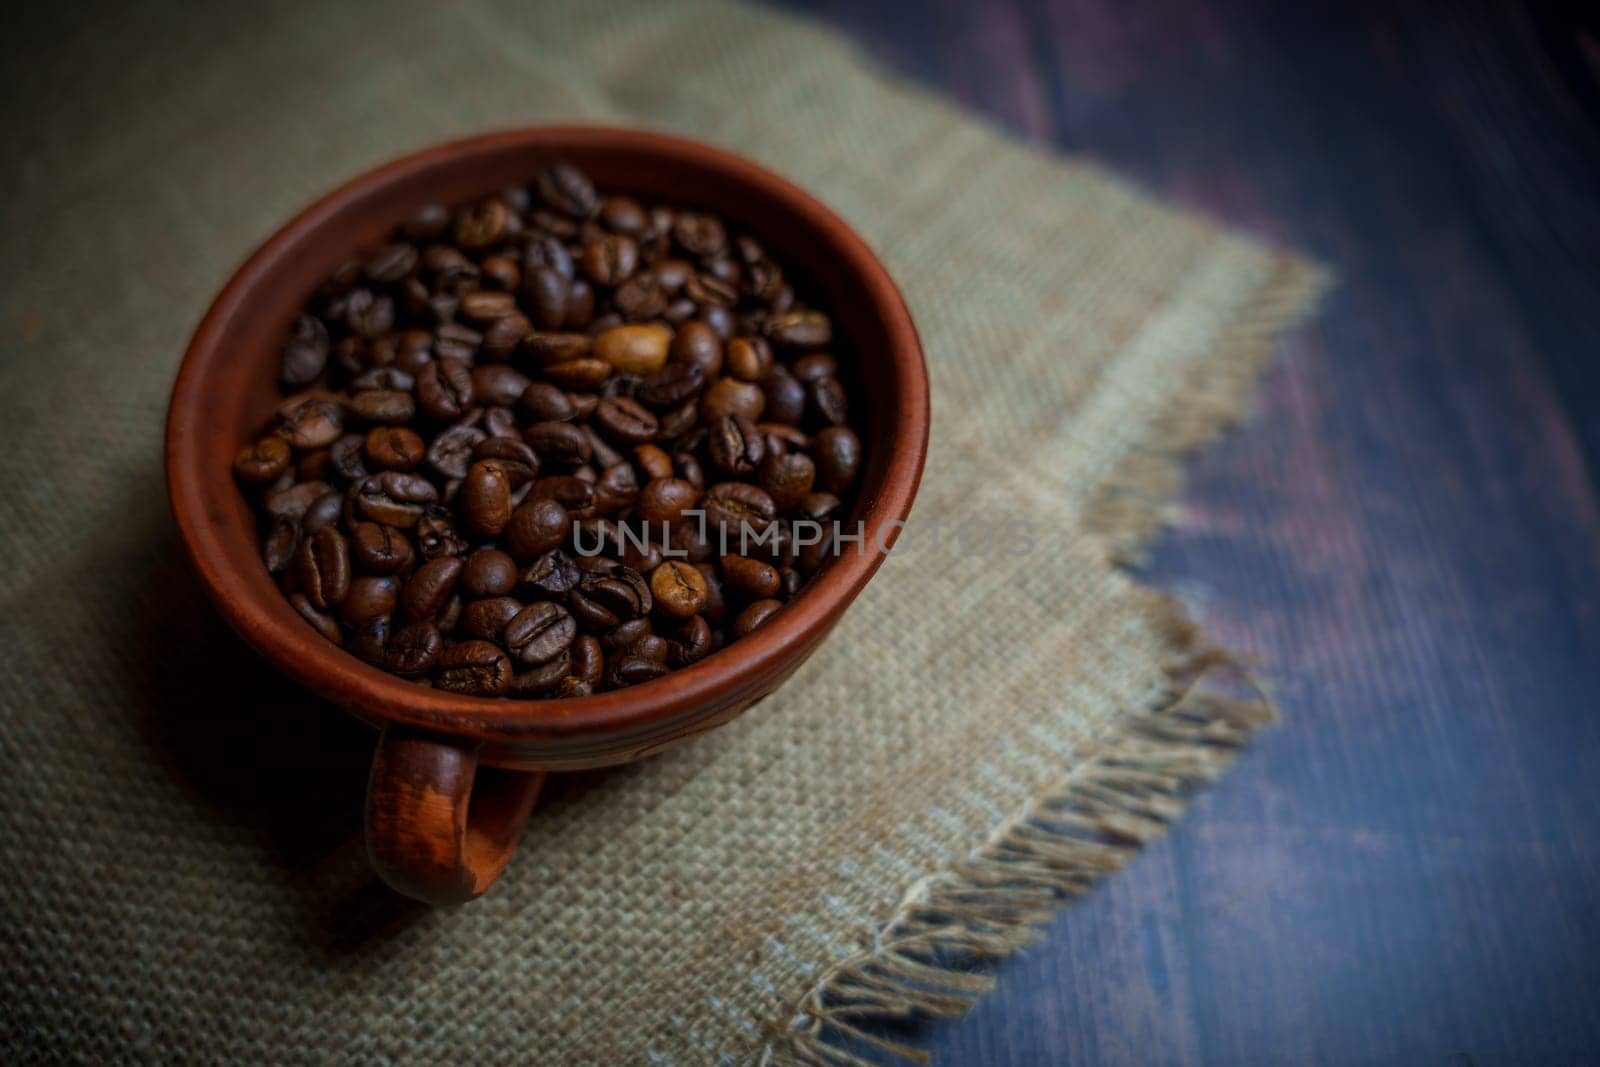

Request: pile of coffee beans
left=233, top=163, right=864, bottom=698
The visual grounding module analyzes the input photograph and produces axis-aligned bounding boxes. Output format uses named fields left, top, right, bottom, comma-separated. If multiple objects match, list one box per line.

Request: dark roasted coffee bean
left=810, top=376, right=848, bottom=425
left=517, top=383, right=574, bottom=424
left=601, top=195, right=647, bottom=234
left=402, top=557, right=463, bottom=622
left=535, top=163, right=599, bottom=219
left=702, top=482, right=777, bottom=538
left=460, top=459, right=513, bottom=537
left=765, top=310, right=831, bottom=348
left=523, top=331, right=592, bottom=366
left=761, top=372, right=807, bottom=426
left=463, top=597, right=524, bottom=641
left=344, top=289, right=395, bottom=340
left=303, top=490, right=344, bottom=533
left=708, top=414, right=765, bottom=476
left=669, top=321, right=723, bottom=378
left=435, top=322, right=482, bottom=362
left=355, top=471, right=436, bottom=528
left=471, top=364, right=532, bottom=408
left=726, top=337, right=774, bottom=382
left=462, top=548, right=519, bottom=597
left=814, top=426, right=862, bottom=492
left=583, top=424, right=625, bottom=469
left=341, top=575, right=400, bottom=626
left=570, top=635, right=603, bottom=685
left=637, top=477, right=698, bottom=527
left=524, top=421, right=592, bottom=467
left=503, top=602, right=577, bottom=665
left=351, top=522, right=413, bottom=574
left=414, top=505, right=468, bottom=559
left=796, top=492, right=841, bottom=524
left=521, top=267, right=568, bottom=332
left=384, top=622, right=443, bottom=675
left=733, top=598, right=783, bottom=636
left=636, top=362, right=705, bottom=410
left=592, top=397, right=658, bottom=445
left=650, top=561, right=708, bottom=620
left=480, top=312, right=532, bottom=362
left=403, top=203, right=451, bottom=242
left=529, top=475, right=596, bottom=518
left=455, top=199, right=511, bottom=249
left=634, top=444, right=674, bottom=480
left=291, top=594, right=343, bottom=644
left=684, top=272, right=738, bottom=308
left=760, top=450, right=815, bottom=511
left=792, top=353, right=839, bottom=382
left=611, top=273, right=667, bottom=321
left=347, top=389, right=415, bottom=425
left=350, top=367, right=415, bottom=394
left=480, top=253, right=521, bottom=292
left=425, top=421, right=486, bottom=479
left=673, top=212, right=725, bottom=257
left=328, top=434, right=370, bottom=484
left=582, top=234, right=638, bottom=286
left=473, top=436, right=539, bottom=484
left=510, top=653, right=573, bottom=695
left=278, top=396, right=343, bottom=451
left=364, top=427, right=425, bottom=472
left=609, top=654, right=668, bottom=687
left=264, top=480, right=331, bottom=522
left=280, top=315, right=330, bottom=388
left=505, top=497, right=570, bottom=561
left=364, top=242, right=418, bottom=284
left=416, top=358, right=475, bottom=421
left=262, top=515, right=301, bottom=573
left=435, top=640, right=513, bottom=696
left=235, top=436, right=292, bottom=484
left=701, top=377, right=765, bottom=422
left=350, top=613, right=392, bottom=664
left=721, top=554, right=781, bottom=599
left=669, top=614, right=713, bottom=666
left=594, top=462, right=639, bottom=516
left=460, top=289, right=518, bottom=325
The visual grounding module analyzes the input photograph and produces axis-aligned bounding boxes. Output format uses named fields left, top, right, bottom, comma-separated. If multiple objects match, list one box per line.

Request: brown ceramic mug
left=165, top=128, right=928, bottom=905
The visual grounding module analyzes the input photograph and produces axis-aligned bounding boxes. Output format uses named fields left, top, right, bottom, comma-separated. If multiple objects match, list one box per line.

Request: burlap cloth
left=0, top=1, right=1325, bottom=1062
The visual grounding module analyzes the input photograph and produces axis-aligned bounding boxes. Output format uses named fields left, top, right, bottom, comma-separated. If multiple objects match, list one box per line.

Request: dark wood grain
left=778, top=0, right=1600, bottom=1061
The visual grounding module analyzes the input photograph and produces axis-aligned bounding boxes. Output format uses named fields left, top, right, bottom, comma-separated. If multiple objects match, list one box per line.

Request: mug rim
left=165, top=126, right=928, bottom=745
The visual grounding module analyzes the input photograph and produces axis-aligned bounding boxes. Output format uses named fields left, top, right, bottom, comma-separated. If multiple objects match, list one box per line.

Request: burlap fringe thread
left=759, top=259, right=1330, bottom=1066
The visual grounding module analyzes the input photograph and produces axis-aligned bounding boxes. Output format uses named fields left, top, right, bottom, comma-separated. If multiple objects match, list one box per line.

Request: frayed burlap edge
left=758, top=256, right=1332, bottom=1066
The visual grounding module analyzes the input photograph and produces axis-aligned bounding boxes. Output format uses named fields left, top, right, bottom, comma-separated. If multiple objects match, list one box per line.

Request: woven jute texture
left=0, top=1, right=1324, bottom=1063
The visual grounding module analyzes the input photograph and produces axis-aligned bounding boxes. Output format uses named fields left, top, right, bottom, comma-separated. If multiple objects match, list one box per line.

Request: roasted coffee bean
left=721, top=554, right=781, bottom=598
left=351, top=522, right=413, bottom=574
left=535, top=163, right=599, bottom=219
left=364, top=427, right=425, bottom=472
left=650, top=561, right=708, bottom=620
left=402, top=557, right=463, bottom=622
left=462, top=548, right=519, bottom=597
left=463, top=596, right=525, bottom=641
left=434, top=640, right=513, bottom=696
left=523, top=332, right=592, bottom=365
left=708, top=414, right=765, bottom=476
left=347, top=389, right=415, bottom=425
left=471, top=364, right=532, bottom=408
left=342, top=575, right=400, bottom=626
left=766, top=310, right=831, bottom=348
left=814, top=426, right=862, bottom=492
left=810, top=376, right=849, bottom=425
left=592, top=397, right=658, bottom=445
left=264, top=480, right=330, bottom=522
left=503, top=602, right=577, bottom=665
left=505, top=497, right=570, bottom=561
left=235, top=436, right=291, bottom=484
left=280, top=315, right=330, bottom=388
left=455, top=199, right=511, bottom=249
left=355, top=472, right=437, bottom=527
left=481, top=312, right=532, bottom=362
left=278, top=396, right=343, bottom=451
left=726, top=336, right=774, bottom=382
left=702, top=482, right=777, bottom=538
left=263, top=516, right=301, bottom=573
left=425, top=421, right=486, bottom=480
left=734, top=598, right=783, bottom=636
left=384, top=622, right=444, bottom=675
left=760, top=450, right=815, bottom=511
left=593, top=324, right=671, bottom=375
left=291, top=594, right=343, bottom=644
left=635, top=362, right=705, bottom=410
left=416, top=358, right=475, bottom=421
left=243, top=162, right=866, bottom=696
left=414, top=505, right=468, bottom=559
left=524, top=421, right=592, bottom=467
left=701, top=377, right=766, bottom=422
left=582, top=234, right=638, bottom=286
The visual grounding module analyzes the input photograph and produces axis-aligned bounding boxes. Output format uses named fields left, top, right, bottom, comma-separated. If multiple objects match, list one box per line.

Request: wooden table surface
left=779, top=0, right=1600, bottom=1062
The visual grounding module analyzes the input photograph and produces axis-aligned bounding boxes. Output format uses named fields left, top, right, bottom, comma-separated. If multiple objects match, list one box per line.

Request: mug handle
left=365, top=726, right=544, bottom=904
